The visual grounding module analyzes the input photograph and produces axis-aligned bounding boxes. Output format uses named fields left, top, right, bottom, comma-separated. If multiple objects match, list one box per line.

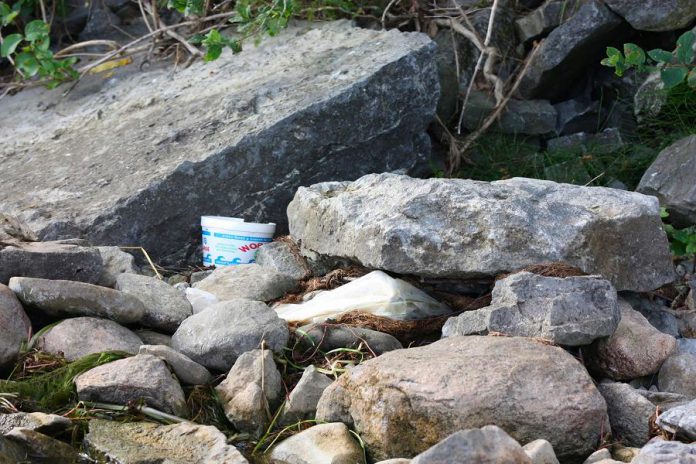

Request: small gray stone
left=134, top=329, right=172, bottom=347
left=517, top=0, right=622, bottom=100
left=638, top=135, right=696, bottom=227
left=0, top=412, right=72, bottom=435
left=216, top=349, right=282, bottom=438
left=584, top=300, right=677, bottom=380
left=461, top=91, right=557, bottom=135
left=632, top=439, right=696, bottom=463
left=0, top=241, right=103, bottom=285
left=95, top=246, right=138, bottom=287
left=597, top=381, right=655, bottom=447
left=297, top=323, right=403, bottom=355
left=268, top=422, right=364, bottom=464
left=193, top=264, right=299, bottom=302
left=604, top=0, right=696, bottom=31
left=0, top=283, right=30, bottom=368
left=411, top=425, right=531, bottom=464
left=38, top=317, right=142, bottom=361
left=583, top=449, right=612, bottom=464
left=622, top=293, right=679, bottom=337
left=443, top=272, right=620, bottom=346
left=138, top=345, right=212, bottom=385
left=656, top=399, right=696, bottom=440
left=4, top=428, right=85, bottom=464
left=522, top=439, right=559, bottom=464
left=76, top=354, right=188, bottom=417
left=659, top=353, right=696, bottom=398
left=83, top=419, right=249, bottom=463
left=280, top=365, right=333, bottom=426
left=255, top=241, right=311, bottom=281
left=9, top=277, right=145, bottom=325
left=115, top=273, right=192, bottom=333
left=171, top=299, right=289, bottom=372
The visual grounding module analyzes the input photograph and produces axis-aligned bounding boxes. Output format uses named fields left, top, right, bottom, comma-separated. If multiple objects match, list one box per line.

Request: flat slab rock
left=84, top=419, right=248, bottom=463
left=289, top=173, right=674, bottom=292
left=0, top=21, right=438, bottom=263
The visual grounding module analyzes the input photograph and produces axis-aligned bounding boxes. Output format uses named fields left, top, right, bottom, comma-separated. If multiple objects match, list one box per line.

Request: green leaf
left=676, top=30, right=695, bottom=64
left=648, top=48, right=674, bottom=64
left=660, top=207, right=670, bottom=219
left=624, top=43, right=646, bottom=66
left=671, top=241, right=687, bottom=256
left=24, top=19, right=49, bottom=41
left=688, top=69, right=696, bottom=89
left=203, top=43, right=222, bottom=61
left=184, top=0, right=204, bottom=15
left=167, top=0, right=186, bottom=12
left=202, top=28, right=222, bottom=46
left=0, top=33, right=22, bottom=57
left=15, top=51, right=39, bottom=76
left=661, top=66, right=688, bottom=89
left=188, top=33, right=204, bottom=44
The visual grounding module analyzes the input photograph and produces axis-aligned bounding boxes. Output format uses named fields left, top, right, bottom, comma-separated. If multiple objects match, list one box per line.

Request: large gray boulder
left=658, top=352, right=696, bottom=397
left=442, top=272, right=620, bottom=346
left=0, top=412, right=72, bottom=435
left=268, top=423, right=364, bottom=464
left=604, top=0, right=696, bottom=31
left=315, top=336, right=608, bottom=462
left=9, top=277, right=145, bottom=325
left=637, top=135, right=696, bottom=227
left=0, top=284, right=30, bottom=368
left=289, top=173, right=673, bottom=292
left=517, top=0, right=622, bottom=100
left=584, top=300, right=677, bottom=380
left=215, top=349, right=282, bottom=438
left=75, top=354, right=188, bottom=416
left=115, top=273, right=192, bottom=333
left=171, top=299, right=289, bottom=372
left=138, top=345, right=212, bottom=385
left=193, top=264, right=298, bottom=302
left=0, top=241, right=103, bottom=285
left=38, top=317, right=142, bottom=361
left=410, top=426, right=532, bottom=464
left=84, top=419, right=249, bottom=463
left=633, top=439, right=696, bottom=463
left=279, top=365, right=334, bottom=426
left=0, top=21, right=438, bottom=263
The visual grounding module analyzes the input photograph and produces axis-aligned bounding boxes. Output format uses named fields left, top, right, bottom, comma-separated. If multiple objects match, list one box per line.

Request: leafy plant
left=601, top=30, right=696, bottom=90
left=661, top=208, right=696, bottom=257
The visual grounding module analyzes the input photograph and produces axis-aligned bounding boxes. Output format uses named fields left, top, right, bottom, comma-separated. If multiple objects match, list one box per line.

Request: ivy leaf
left=0, top=1, right=18, bottom=25
left=203, top=43, right=222, bottom=61
left=0, top=33, right=22, bottom=57
left=167, top=0, right=186, bottom=12
left=676, top=30, right=695, bottom=64
left=648, top=48, right=674, bottom=64
left=660, top=207, right=670, bottom=219
left=624, top=43, right=646, bottom=66
left=24, top=19, right=49, bottom=41
left=661, top=66, right=688, bottom=89
left=15, top=51, right=39, bottom=76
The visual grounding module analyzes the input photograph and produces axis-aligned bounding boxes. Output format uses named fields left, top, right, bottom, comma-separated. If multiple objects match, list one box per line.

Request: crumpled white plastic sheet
left=274, top=270, right=451, bottom=323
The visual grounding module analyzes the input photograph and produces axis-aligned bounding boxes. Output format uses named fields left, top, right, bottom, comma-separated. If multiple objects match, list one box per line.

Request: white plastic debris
left=274, top=270, right=451, bottom=323
left=185, top=287, right=219, bottom=314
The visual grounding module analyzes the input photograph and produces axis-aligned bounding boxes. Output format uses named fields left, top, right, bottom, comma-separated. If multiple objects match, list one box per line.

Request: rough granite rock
left=4, top=428, right=85, bottom=464
left=597, top=381, right=655, bottom=447
left=604, top=0, right=696, bottom=31
left=0, top=412, right=72, bottom=435
left=410, top=426, right=532, bottom=464
left=215, top=350, right=282, bottom=438
left=0, top=241, right=103, bottom=285
left=316, top=336, right=608, bottom=462
left=461, top=91, right=557, bottom=135
left=38, top=317, right=142, bottom=361
left=622, top=293, right=679, bottom=337
left=517, top=0, right=622, bottom=100
left=289, top=173, right=673, bottom=292
left=0, top=284, right=30, bottom=368
left=134, top=329, right=172, bottom=347
left=632, top=439, right=696, bottom=463
left=255, top=241, right=311, bottom=281
left=76, top=354, right=188, bottom=416
left=269, top=423, right=364, bottom=464
left=138, top=345, right=213, bottom=385
left=193, top=264, right=299, bottom=302
left=115, top=273, right=192, bottom=333
left=442, top=272, right=620, bottom=346
left=522, top=439, right=559, bottom=464
left=583, top=300, right=677, bottom=380
left=656, top=400, right=696, bottom=440
left=0, top=21, right=438, bottom=264
left=280, top=365, right=334, bottom=426
left=515, top=0, right=581, bottom=45
left=658, top=352, right=696, bottom=398
left=84, top=419, right=248, bottom=463
left=95, top=246, right=139, bottom=287
left=637, top=135, right=696, bottom=228
left=171, top=299, right=289, bottom=372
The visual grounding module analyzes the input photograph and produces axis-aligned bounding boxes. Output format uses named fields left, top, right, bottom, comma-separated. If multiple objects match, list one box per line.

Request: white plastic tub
left=201, top=216, right=276, bottom=267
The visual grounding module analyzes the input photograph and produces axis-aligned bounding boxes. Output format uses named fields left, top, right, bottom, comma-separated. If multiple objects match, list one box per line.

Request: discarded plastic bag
left=185, top=287, right=219, bottom=314
left=274, top=270, right=451, bottom=324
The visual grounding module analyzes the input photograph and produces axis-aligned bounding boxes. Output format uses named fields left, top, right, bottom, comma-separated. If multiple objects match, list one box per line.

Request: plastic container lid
left=201, top=216, right=276, bottom=235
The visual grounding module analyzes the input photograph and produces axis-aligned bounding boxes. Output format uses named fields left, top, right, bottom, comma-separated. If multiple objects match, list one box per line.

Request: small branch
left=54, top=40, right=121, bottom=58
